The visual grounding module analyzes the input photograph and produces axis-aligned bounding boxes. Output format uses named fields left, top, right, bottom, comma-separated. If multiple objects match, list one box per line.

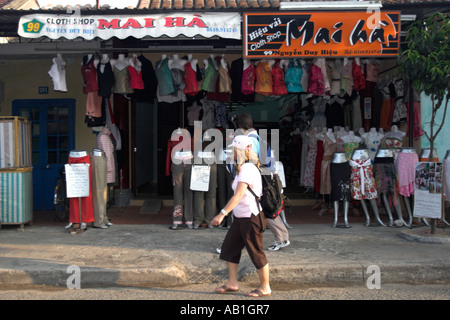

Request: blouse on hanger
left=241, top=61, right=256, bottom=95
left=184, top=62, right=199, bottom=96
left=352, top=60, right=365, bottom=91
left=308, top=62, right=324, bottom=96
left=255, top=60, right=273, bottom=96
left=271, top=60, right=287, bottom=95
left=284, top=59, right=303, bottom=93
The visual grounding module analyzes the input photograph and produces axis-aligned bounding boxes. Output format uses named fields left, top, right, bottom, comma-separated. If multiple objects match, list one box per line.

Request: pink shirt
left=232, top=163, right=262, bottom=218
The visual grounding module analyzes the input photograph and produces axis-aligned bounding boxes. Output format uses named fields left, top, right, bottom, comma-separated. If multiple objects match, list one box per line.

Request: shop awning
left=17, top=12, right=241, bottom=40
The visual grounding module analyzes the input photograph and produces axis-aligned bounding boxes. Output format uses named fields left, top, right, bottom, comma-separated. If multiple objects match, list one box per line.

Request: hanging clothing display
left=255, top=60, right=273, bottom=96
left=48, top=55, right=67, bottom=92
left=96, top=127, right=116, bottom=184
left=97, top=59, right=115, bottom=97
left=202, top=56, right=219, bottom=92
left=134, top=54, right=158, bottom=102
left=271, top=60, right=287, bottom=95
left=113, top=64, right=133, bottom=94
left=128, top=56, right=145, bottom=90
left=155, top=56, right=175, bottom=96
left=241, top=60, right=256, bottom=95
left=81, top=55, right=98, bottom=93
left=302, top=127, right=319, bottom=187
left=284, top=59, right=303, bottom=93
left=184, top=60, right=200, bottom=96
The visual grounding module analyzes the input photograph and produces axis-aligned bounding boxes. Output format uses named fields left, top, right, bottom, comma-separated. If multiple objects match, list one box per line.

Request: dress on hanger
left=349, top=159, right=377, bottom=200
left=302, top=127, right=319, bottom=188
left=341, top=60, right=353, bottom=97
left=271, top=60, right=287, bottom=95
left=328, top=60, right=342, bottom=96
left=310, top=98, right=327, bottom=129
left=352, top=59, right=365, bottom=91
left=284, top=59, right=303, bottom=93
left=255, top=60, right=273, bottom=96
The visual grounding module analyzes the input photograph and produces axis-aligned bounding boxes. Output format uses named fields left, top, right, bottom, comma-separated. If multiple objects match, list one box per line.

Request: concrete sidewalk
left=0, top=221, right=449, bottom=289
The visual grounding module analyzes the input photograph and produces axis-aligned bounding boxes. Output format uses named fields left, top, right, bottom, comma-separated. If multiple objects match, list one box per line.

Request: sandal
left=215, top=285, right=238, bottom=294
left=245, top=289, right=271, bottom=298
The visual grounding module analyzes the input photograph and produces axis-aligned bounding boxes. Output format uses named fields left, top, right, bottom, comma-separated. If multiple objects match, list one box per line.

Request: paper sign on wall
left=413, top=162, right=443, bottom=219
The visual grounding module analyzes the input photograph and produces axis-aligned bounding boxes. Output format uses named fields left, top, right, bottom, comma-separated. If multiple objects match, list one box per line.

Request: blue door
left=13, top=99, right=76, bottom=210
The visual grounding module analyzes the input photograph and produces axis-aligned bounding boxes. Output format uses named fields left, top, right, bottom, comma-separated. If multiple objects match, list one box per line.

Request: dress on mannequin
left=373, top=148, right=402, bottom=226
left=384, top=125, right=406, bottom=159
left=350, top=148, right=386, bottom=226
left=341, top=131, right=362, bottom=160
left=255, top=60, right=273, bottom=96
left=330, top=151, right=351, bottom=228
left=241, top=60, right=256, bottom=95
left=396, top=148, right=418, bottom=197
left=301, top=127, right=319, bottom=188
left=111, top=54, right=133, bottom=94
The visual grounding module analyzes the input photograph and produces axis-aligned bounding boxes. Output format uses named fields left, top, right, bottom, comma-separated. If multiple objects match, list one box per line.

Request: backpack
left=248, top=171, right=284, bottom=220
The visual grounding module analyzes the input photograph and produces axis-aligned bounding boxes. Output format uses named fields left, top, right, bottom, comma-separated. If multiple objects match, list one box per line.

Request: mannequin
left=166, top=128, right=194, bottom=230
left=66, top=150, right=94, bottom=232
left=184, top=55, right=200, bottom=96
left=90, top=148, right=112, bottom=229
left=396, top=147, right=418, bottom=225
left=362, top=127, right=384, bottom=161
left=419, top=148, right=439, bottom=162
left=384, top=125, right=406, bottom=159
left=330, top=151, right=351, bottom=228
left=193, top=130, right=217, bottom=229
left=349, top=148, right=386, bottom=226
left=373, top=148, right=405, bottom=227
left=48, top=53, right=67, bottom=92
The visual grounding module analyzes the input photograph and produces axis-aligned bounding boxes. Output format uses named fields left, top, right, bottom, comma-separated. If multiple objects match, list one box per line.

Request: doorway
left=12, top=99, right=76, bottom=210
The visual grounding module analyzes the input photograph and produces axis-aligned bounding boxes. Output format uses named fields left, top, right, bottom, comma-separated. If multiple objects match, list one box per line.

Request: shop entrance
left=12, top=99, right=76, bottom=210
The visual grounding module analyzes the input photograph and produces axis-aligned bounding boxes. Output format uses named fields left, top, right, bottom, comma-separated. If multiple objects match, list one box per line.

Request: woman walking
left=211, top=135, right=271, bottom=298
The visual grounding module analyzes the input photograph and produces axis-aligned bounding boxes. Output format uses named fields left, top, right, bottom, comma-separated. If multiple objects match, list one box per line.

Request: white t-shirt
left=231, top=163, right=262, bottom=218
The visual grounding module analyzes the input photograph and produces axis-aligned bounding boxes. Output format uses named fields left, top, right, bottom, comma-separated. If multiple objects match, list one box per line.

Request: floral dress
left=349, top=159, right=378, bottom=200
left=344, top=141, right=359, bottom=160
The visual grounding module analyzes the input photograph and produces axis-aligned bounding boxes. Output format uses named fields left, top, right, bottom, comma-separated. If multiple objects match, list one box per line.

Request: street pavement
left=0, top=207, right=449, bottom=290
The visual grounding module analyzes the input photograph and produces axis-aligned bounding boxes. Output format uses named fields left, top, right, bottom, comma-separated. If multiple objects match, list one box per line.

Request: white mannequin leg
left=381, top=193, right=394, bottom=226
left=369, top=198, right=387, bottom=226
left=360, top=199, right=371, bottom=226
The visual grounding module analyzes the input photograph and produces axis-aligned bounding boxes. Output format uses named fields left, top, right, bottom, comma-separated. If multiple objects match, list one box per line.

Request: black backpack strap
left=248, top=185, right=265, bottom=232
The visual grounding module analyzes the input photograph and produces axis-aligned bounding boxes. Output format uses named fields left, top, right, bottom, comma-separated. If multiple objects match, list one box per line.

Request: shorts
left=219, top=214, right=268, bottom=270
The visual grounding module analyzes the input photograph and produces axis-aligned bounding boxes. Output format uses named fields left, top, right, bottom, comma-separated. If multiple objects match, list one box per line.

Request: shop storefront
left=0, top=0, right=447, bottom=215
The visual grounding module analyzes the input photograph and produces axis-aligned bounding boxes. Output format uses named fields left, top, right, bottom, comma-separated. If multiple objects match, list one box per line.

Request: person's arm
left=211, top=182, right=248, bottom=226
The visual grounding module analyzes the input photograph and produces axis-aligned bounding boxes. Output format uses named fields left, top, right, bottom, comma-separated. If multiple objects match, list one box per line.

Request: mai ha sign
left=18, top=12, right=241, bottom=40
left=244, top=11, right=401, bottom=58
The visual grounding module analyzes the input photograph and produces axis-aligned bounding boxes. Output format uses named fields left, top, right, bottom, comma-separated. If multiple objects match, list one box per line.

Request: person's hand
left=211, top=213, right=225, bottom=227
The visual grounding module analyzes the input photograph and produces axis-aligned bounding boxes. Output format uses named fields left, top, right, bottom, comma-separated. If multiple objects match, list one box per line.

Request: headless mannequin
left=375, top=148, right=404, bottom=227
left=331, top=151, right=350, bottom=228
left=399, top=147, right=428, bottom=226
left=351, top=148, right=386, bottom=227
left=129, top=54, right=142, bottom=72
left=111, top=54, right=129, bottom=70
